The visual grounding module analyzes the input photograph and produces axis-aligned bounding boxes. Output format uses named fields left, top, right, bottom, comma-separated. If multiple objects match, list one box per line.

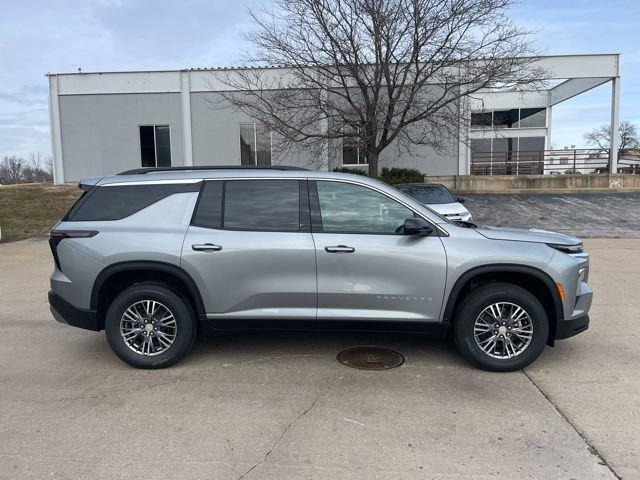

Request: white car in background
left=395, top=183, right=473, bottom=222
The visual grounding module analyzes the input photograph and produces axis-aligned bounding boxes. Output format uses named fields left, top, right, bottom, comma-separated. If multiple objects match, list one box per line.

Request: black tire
left=453, top=282, right=549, bottom=372
left=105, top=283, right=197, bottom=369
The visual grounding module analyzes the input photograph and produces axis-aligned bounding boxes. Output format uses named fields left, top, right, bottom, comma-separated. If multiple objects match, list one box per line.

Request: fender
left=442, top=263, right=564, bottom=327
left=90, top=261, right=207, bottom=321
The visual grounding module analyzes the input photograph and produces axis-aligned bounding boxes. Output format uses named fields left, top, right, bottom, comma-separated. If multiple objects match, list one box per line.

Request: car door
left=181, top=178, right=317, bottom=320
left=310, top=179, right=447, bottom=323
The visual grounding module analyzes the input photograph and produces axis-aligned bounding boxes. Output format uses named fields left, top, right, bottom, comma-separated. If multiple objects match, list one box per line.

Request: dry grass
left=0, top=183, right=81, bottom=242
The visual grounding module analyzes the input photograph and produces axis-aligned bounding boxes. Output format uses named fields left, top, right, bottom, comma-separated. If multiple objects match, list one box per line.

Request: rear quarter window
left=67, top=182, right=201, bottom=221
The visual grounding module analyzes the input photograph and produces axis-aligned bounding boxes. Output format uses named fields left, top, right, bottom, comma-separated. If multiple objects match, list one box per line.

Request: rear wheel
left=105, top=283, right=196, bottom=368
left=453, top=282, right=549, bottom=372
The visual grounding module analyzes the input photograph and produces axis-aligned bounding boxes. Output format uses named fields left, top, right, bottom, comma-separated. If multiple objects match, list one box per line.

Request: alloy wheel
left=120, top=300, right=177, bottom=356
left=473, top=302, right=533, bottom=359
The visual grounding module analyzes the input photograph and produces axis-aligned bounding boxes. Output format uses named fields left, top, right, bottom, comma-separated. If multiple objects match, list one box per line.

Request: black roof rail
left=117, top=165, right=310, bottom=175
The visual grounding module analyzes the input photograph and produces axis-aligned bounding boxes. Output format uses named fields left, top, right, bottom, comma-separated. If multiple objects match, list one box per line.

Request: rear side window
left=192, top=179, right=306, bottom=232
left=225, top=180, right=300, bottom=231
left=192, top=181, right=223, bottom=228
left=67, top=182, right=200, bottom=221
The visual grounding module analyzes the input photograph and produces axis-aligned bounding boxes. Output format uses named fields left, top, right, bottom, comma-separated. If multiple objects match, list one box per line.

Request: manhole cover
left=336, top=347, right=405, bottom=370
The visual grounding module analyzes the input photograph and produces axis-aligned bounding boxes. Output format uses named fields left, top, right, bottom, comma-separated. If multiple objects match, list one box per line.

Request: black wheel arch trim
left=442, top=263, right=564, bottom=329
left=90, top=261, right=207, bottom=323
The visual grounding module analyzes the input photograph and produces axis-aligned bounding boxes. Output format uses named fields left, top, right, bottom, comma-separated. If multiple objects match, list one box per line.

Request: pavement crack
left=522, top=370, right=622, bottom=480
left=237, top=376, right=339, bottom=480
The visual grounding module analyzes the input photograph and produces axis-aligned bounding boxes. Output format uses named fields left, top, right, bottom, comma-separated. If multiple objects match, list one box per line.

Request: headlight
left=576, top=268, right=586, bottom=297
left=547, top=243, right=583, bottom=254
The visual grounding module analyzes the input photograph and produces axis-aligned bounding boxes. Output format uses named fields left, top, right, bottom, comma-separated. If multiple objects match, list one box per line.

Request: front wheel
left=105, top=283, right=197, bottom=369
left=453, top=283, right=549, bottom=372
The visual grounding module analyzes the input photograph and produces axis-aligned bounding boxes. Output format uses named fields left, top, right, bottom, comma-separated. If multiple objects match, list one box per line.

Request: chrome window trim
left=102, top=179, right=203, bottom=187
left=102, top=175, right=449, bottom=236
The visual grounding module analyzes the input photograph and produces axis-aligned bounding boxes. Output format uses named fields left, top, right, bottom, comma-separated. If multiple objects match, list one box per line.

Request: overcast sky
left=1, top=0, right=638, bottom=159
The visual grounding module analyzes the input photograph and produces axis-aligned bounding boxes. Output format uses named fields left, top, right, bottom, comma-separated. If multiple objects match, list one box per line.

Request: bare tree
left=0, top=156, right=24, bottom=184
left=0, top=153, right=53, bottom=184
left=584, top=121, right=639, bottom=159
left=217, top=0, right=545, bottom=176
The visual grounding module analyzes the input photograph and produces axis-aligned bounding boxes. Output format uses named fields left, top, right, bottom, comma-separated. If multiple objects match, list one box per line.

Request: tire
left=453, top=282, right=549, bottom=372
left=105, top=283, right=197, bottom=369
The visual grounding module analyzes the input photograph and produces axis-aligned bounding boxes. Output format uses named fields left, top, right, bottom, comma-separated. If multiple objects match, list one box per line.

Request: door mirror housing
left=456, top=197, right=466, bottom=203
left=403, top=217, right=433, bottom=236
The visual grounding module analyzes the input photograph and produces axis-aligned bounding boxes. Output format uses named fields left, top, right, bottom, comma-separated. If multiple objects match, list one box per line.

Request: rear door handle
left=192, top=243, right=222, bottom=252
left=324, top=245, right=355, bottom=253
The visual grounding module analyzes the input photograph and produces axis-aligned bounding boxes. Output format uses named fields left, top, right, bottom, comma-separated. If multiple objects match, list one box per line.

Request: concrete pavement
left=0, top=238, right=637, bottom=479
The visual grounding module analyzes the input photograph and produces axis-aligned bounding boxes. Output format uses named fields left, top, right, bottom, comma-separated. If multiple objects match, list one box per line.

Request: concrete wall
left=59, top=93, right=184, bottom=180
left=427, top=174, right=640, bottom=193
left=58, top=90, right=459, bottom=180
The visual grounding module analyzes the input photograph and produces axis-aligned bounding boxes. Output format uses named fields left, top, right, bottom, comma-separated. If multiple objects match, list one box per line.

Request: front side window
left=315, top=181, right=414, bottom=234
left=240, top=123, right=271, bottom=166
left=139, top=125, right=171, bottom=167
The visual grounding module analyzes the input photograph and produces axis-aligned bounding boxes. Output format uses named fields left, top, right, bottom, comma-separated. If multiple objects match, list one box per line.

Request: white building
left=47, top=54, right=621, bottom=184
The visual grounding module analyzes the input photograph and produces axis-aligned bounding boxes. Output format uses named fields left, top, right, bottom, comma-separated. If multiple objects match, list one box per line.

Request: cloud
left=0, top=0, right=638, bottom=157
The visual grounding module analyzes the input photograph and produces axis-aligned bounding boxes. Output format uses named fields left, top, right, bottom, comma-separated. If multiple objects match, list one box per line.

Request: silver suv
left=48, top=166, right=592, bottom=371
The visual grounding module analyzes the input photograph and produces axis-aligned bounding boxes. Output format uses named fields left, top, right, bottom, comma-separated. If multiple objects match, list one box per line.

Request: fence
left=470, top=149, right=640, bottom=176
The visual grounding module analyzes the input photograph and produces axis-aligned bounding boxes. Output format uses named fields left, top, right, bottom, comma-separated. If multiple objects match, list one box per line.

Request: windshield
left=396, top=185, right=456, bottom=204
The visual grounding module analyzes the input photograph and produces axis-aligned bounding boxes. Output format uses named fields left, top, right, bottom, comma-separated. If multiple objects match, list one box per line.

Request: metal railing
left=470, top=149, right=640, bottom=175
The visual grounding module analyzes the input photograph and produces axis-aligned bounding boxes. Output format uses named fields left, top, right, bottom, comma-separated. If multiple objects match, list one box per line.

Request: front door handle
left=192, top=243, right=222, bottom=252
left=324, top=245, right=355, bottom=253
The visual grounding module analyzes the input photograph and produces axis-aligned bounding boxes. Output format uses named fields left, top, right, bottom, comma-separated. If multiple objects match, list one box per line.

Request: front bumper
left=48, top=290, right=101, bottom=331
left=555, top=314, right=589, bottom=340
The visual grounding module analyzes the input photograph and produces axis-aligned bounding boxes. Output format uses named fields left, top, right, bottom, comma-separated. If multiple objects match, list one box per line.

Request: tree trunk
left=367, top=149, right=379, bottom=177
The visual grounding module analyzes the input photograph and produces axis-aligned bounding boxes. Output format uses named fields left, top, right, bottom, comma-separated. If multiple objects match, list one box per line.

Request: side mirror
left=456, top=197, right=466, bottom=203
left=403, top=217, right=433, bottom=236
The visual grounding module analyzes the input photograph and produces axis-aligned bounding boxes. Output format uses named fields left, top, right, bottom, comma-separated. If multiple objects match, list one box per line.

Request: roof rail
left=117, top=165, right=311, bottom=175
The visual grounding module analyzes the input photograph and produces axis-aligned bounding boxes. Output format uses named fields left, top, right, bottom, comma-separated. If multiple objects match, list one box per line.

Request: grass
left=0, top=183, right=81, bottom=242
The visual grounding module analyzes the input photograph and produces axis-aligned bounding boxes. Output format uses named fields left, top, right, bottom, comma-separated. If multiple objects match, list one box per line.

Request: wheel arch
left=443, top=264, right=564, bottom=345
left=91, top=261, right=206, bottom=331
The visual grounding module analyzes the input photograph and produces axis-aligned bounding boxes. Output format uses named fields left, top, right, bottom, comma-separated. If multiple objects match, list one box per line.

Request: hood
left=476, top=226, right=582, bottom=246
left=426, top=202, right=469, bottom=216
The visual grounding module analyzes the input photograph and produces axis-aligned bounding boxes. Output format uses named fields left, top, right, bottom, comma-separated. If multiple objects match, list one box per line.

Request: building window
left=342, top=129, right=367, bottom=165
left=493, top=109, right=519, bottom=128
left=471, top=112, right=492, bottom=127
left=470, top=108, right=546, bottom=130
left=139, top=125, right=171, bottom=168
left=240, top=123, right=271, bottom=166
left=518, top=108, right=546, bottom=128
left=471, top=136, right=546, bottom=174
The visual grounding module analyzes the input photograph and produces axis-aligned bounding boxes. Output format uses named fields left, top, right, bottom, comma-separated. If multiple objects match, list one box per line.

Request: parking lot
left=0, top=235, right=638, bottom=479
left=465, top=191, right=640, bottom=238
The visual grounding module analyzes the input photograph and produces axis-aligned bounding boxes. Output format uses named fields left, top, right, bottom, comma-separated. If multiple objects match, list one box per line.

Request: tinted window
left=68, top=183, right=200, bottom=221
left=192, top=181, right=223, bottom=228
left=471, top=112, right=492, bottom=127
left=240, top=123, right=272, bottom=166
left=139, top=125, right=171, bottom=167
left=518, top=108, right=546, bottom=128
left=223, top=180, right=300, bottom=231
left=397, top=185, right=455, bottom=205
left=493, top=109, right=519, bottom=128
left=315, top=181, right=413, bottom=234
